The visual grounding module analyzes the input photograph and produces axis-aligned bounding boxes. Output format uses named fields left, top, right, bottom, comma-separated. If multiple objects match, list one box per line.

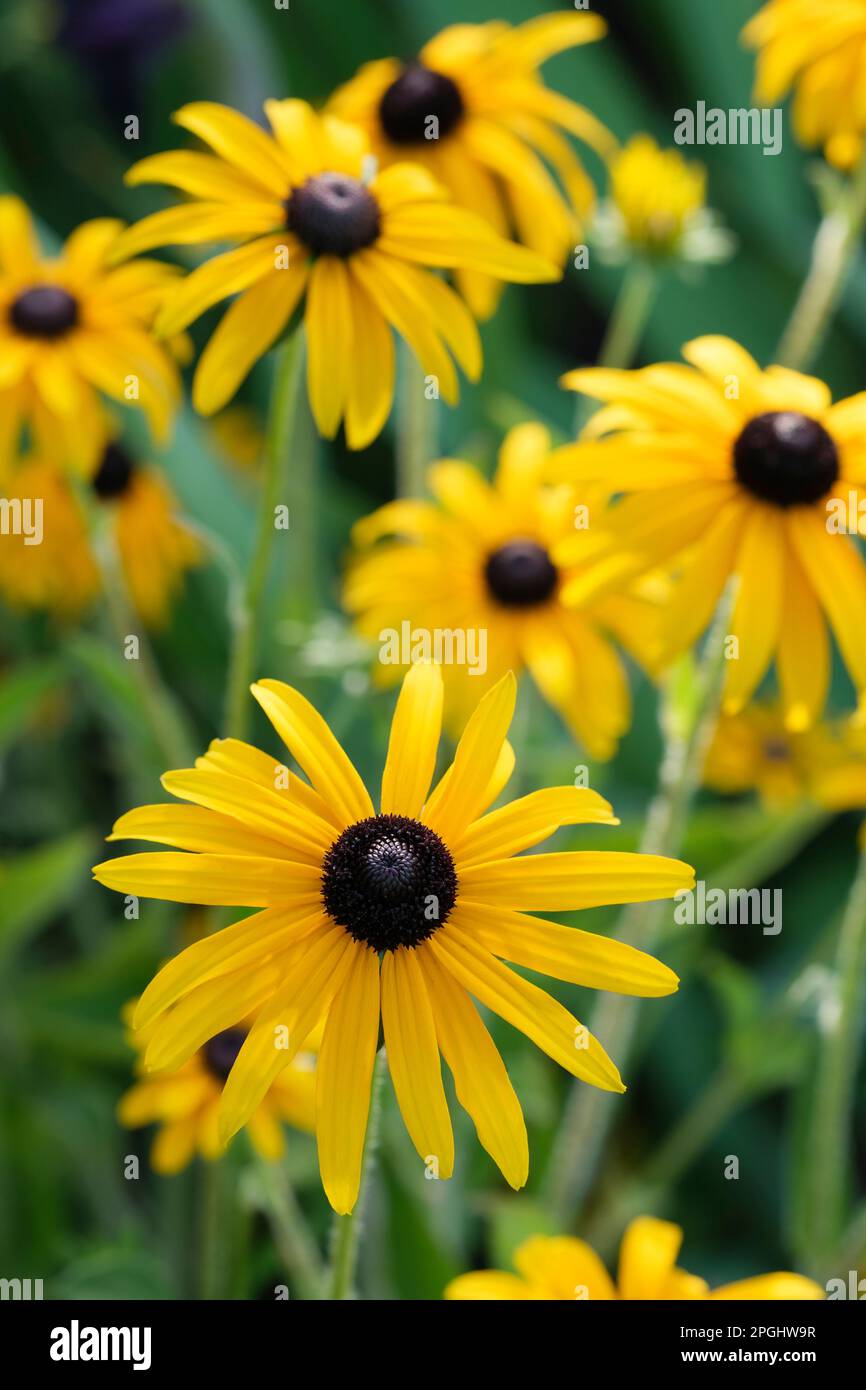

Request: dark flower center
left=286, top=173, right=380, bottom=258
left=484, top=539, right=559, bottom=607
left=201, top=1027, right=247, bottom=1083
left=321, top=813, right=457, bottom=953
left=91, top=442, right=136, bottom=500
left=10, top=284, right=79, bottom=339
left=762, top=737, right=791, bottom=763
left=379, top=63, right=465, bottom=145
left=733, top=411, right=839, bottom=508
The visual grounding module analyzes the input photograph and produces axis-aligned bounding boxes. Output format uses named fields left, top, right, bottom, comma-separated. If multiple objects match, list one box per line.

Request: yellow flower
left=0, top=454, right=99, bottom=617
left=112, top=100, right=558, bottom=449
left=704, top=703, right=851, bottom=807
left=91, top=441, right=202, bottom=628
left=444, top=1216, right=824, bottom=1300
left=0, top=197, right=181, bottom=475
left=0, top=443, right=199, bottom=626
left=344, top=423, right=660, bottom=760
left=553, top=336, right=866, bottom=729
left=594, top=134, right=732, bottom=265
left=119, top=1004, right=318, bottom=1173
left=328, top=12, right=614, bottom=318
left=743, top=0, right=866, bottom=169
left=93, top=663, right=693, bottom=1213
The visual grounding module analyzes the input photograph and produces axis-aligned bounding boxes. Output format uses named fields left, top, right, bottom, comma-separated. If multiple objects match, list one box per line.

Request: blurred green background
left=1, top=0, right=863, bottom=1299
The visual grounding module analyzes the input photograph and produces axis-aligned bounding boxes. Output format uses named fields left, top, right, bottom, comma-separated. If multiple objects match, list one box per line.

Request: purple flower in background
left=57, top=0, right=191, bottom=121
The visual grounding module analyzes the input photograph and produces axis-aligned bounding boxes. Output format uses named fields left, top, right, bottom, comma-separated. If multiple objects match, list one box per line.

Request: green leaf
left=0, top=832, right=94, bottom=966
left=0, top=660, right=64, bottom=756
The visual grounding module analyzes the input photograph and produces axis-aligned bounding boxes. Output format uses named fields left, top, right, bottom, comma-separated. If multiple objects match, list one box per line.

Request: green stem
left=573, top=259, right=657, bottom=434
left=199, top=1160, right=232, bottom=1300
left=93, top=519, right=196, bottom=770
left=396, top=345, right=438, bottom=499
left=327, top=1051, right=385, bottom=1300
left=803, top=847, right=866, bottom=1270
left=224, top=330, right=304, bottom=739
left=544, top=588, right=734, bottom=1226
left=252, top=1157, right=325, bottom=1300
left=775, top=148, right=866, bottom=371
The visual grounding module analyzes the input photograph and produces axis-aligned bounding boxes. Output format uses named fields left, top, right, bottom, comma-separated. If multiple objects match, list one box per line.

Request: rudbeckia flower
left=93, top=663, right=693, bottom=1213
left=592, top=135, right=733, bottom=266
left=344, top=423, right=661, bottom=760
left=119, top=1004, right=317, bottom=1173
left=0, top=454, right=99, bottom=618
left=112, top=100, right=559, bottom=448
left=328, top=12, right=614, bottom=318
left=743, top=0, right=866, bottom=169
left=444, top=1216, right=824, bottom=1300
left=90, top=440, right=201, bottom=627
left=552, top=336, right=866, bottom=729
left=0, top=197, right=181, bottom=474
left=704, top=703, right=854, bottom=807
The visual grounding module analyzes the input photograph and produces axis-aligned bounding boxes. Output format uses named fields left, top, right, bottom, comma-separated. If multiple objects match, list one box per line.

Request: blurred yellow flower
left=344, top=423, right=660, bottom=760
left=119, top=1004, right=318, bottom=1173
left=553, top=336, right=866, bottom=729
left=114, top=99, right=558, bottom=449
left=328, top=12, right=614, bottom=317
left=445, top=1216, right=824, bottom=1300
left=743, top=0, right=866, bottom=169
left=704, top=703, right=850, bottom=807
left=593, top=134, right=733, bottom=265
left=93, top=663, right=692, bottom=1213
left=0, top=197, right=181, bottom=475
left=0, top=443, right=199, bottom=627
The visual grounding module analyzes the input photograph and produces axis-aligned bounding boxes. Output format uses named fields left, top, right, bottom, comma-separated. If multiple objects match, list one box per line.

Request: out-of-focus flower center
left=201, top=1027, right=247, bottom=1082
left=484, top=539, right=559, bottom=607
left=321, top=813, right=457, bottom=952
left=91, top=442, right=136, bottom=500
left=762, top=736, right=791, bottom=762
left=733, top=411, right=839, bottom=507
left=286, top=173, right=380, bottom=258
left=379, top=63, right=465, bottom=145
left=10, top=284, right=79, bottom=339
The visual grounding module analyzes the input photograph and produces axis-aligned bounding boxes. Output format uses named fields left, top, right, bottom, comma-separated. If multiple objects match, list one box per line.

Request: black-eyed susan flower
left=112, top=100, right=558, bottom=449
left=90, top=440, right=201, bottom=627
left=704, top=703, right=851, bottom=807
left=119, top=1003, right=318, bottom=1173
left=743, top=0, right=866, bottom=169
left=0, top=197, right=181, bottom=475
left=0, top=453, right=99, bottom=618
left=93, top=663, right=693, bottom=1213
left=552, top=336, right=866, bottom=729
left=344, top=423, right=660, bottom=760
left=592, top=134, right=733, bottom=266
left=444, top=1216, right=824, bottom=1300
left=328, top=13, right=614, bottom=319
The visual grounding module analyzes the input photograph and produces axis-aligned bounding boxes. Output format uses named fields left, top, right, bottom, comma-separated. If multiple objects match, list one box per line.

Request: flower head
left=0, top=198, right=181, bottom=475
left=119, top=1002, right=317, bottom=1173
left=93, top=663, right=693, bottom=1213
left=444, top=1216, right=824, bottom=1300
left=344, top=423, right=660, bottom=759
left=553, top=336, right=866, bottom=729
left=113, top=100, right=559, bottom=448
left=593, top=134, right=733, bottom=266
left=743, top=0, right=866, bottom=169
left=327, top=12, right=614, bottom=317
left=0, top=454, right=99, bottom=618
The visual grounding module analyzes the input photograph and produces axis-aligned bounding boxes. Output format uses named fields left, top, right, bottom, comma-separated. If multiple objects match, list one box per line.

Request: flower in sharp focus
left=90, top=440, right=201, bottom=627
left=551, top=336, right=866, bottom=730
left=742, top=0, right=866, bottom=170
left=0, top=197, right=182, bottom=475
left=119, top=1003, right=317, bottom=1173
left=327, top=12, right=614, bottom=319
left=112, top=100, right=559, bottom=449
left=444, top=1216, right=824, bottom=1300
left=93, top=663, right=693, bottom=1213
left=592, top=134, right=734, bottom=267
left=344, top=423, right=661, bottom=760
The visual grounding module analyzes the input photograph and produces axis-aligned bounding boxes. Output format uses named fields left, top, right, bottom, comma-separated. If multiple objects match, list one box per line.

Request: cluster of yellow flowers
left=7, top=3, right=865, bottom=1300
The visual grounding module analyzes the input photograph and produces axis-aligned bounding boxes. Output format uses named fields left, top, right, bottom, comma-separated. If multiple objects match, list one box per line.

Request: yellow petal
left=457, top=850, right=695, bottom=911
left=423, top=672, right=516, bottom=842
left=381, top=948, right=453, bottom=1177
left=380, top=662, right=443, bottom=817
left=193, top=265, right=308, bottom=416
left=305, top=256, right=352, bottom=439
left=316, top=944, right=381, bottom=1214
